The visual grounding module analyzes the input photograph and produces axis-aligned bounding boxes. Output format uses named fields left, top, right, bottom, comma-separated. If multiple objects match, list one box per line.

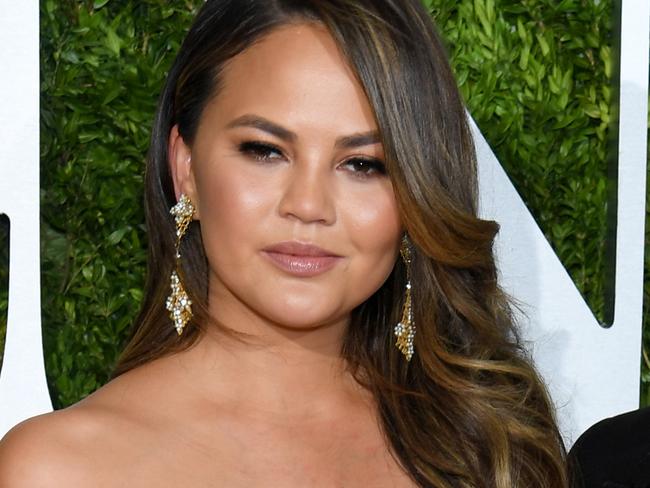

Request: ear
left=168, top=124, right=200, bottom=219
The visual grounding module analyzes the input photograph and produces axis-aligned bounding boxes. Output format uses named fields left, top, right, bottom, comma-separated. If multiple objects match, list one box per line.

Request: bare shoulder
left=0, top=404, right=112, bottom=487
left=0, top=363, right=169, bottom=487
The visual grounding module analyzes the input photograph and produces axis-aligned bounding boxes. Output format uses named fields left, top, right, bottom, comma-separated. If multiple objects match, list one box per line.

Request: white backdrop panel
left=0, top=0, right=53, bottom=436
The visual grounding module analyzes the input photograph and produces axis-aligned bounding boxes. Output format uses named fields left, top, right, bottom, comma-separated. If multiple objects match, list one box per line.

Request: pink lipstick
left=261, top=241, right=342, bottom=277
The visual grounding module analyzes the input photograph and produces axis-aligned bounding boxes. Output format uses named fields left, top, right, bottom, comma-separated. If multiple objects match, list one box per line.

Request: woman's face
left=171, top=22, right=402, bottom=330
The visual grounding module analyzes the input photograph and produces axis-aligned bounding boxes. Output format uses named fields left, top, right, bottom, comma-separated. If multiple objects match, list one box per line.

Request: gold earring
left=166, top=194, right=195, bottom=335
left=394, top=236, right=415, bottom=361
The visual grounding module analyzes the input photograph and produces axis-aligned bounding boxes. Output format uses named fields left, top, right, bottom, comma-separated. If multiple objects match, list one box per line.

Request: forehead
left=207, top=22, right=378, bottom=133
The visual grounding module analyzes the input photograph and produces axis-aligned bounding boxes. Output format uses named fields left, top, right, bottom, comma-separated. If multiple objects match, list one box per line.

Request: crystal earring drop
left=166, top=194, right=195, bottom=335
left=394, top=236, right=415, bottom=361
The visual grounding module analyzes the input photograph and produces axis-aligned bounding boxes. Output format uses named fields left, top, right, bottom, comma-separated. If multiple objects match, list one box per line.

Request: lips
left=261, top=241, right=343, bottom=277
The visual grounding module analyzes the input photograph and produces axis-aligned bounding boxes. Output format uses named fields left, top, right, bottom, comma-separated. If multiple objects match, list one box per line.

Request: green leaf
left=105, top=27, right=121, bottom=56
left=107, top=228, right=129, bottom=246
left=94, top=0, right=111, bottom=9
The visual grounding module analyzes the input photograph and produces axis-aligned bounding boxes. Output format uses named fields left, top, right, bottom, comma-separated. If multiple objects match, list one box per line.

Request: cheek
left=193, top=163, right=274, bottom=265
left=342, top=183, right=402, bottom=280
left=197, top=162, right=269, bottom=214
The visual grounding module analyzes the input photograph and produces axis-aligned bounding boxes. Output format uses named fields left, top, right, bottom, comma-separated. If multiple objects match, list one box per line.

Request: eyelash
left=237, top=141, right=387, bottom=177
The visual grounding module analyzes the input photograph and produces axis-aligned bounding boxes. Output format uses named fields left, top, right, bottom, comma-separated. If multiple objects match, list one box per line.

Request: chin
left=261, top=301, right=350, bottom=331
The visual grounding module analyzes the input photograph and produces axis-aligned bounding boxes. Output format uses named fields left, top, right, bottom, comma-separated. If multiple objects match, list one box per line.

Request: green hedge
left=0, top=0, right=646, bottom=408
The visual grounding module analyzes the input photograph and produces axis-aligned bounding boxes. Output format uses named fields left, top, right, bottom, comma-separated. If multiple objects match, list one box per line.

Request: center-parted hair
left=112, top=1, right=569, bottom=486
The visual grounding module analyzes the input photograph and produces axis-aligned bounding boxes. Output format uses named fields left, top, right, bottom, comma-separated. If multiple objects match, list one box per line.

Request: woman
left=0, top=0, right=568, bottom=486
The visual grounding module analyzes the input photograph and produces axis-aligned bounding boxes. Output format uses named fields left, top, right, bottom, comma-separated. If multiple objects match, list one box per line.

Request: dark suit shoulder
left=569, top=407, right=650, bottom=487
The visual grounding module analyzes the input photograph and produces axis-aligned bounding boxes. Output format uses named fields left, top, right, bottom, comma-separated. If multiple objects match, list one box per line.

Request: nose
left=277, top=159, right=336, bottom=225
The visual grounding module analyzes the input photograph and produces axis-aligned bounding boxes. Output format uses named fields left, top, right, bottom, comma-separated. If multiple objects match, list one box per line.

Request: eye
left=341, top=157, right=387, bottom=177
left=238, top=141, right=285, bottom=162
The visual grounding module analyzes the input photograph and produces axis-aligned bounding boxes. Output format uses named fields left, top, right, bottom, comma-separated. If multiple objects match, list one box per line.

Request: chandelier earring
left=166, top=194, right=195, bottom=335
left=394, top=235, right=415, bottom=361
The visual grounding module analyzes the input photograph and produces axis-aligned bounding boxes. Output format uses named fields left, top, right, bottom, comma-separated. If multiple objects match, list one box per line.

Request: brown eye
left=238, top=141, right=284, bottom=162
left=342, top=158, right=387, bottom=176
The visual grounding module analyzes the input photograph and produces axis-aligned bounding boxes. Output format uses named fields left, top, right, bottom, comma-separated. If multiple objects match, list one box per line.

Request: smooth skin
left=0, top=22, right=413, bottom=487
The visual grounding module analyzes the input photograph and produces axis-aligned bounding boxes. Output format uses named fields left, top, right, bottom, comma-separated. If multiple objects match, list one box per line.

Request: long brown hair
left=112, top=1, right=568, bottom=486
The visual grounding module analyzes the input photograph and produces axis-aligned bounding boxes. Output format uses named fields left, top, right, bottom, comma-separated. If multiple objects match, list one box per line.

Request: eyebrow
left=225, top=114, right=381, bottom=149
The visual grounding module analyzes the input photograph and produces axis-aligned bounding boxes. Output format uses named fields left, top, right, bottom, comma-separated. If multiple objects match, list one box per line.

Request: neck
left=169, top=299, right=370, bottom=423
